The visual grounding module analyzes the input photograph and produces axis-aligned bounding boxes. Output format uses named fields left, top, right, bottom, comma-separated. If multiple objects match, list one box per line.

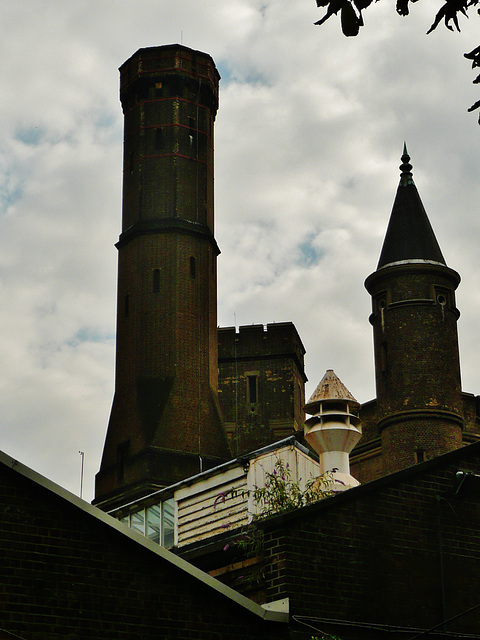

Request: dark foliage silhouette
left=314, top=0, right=480, bottom=122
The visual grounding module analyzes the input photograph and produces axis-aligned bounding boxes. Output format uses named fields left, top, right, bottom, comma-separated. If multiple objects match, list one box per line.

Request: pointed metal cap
left=399, top=143, right=414, bottom=186
left=305, top=369, right=358, bottom=415
left=376, top=147, right=446, bottom=269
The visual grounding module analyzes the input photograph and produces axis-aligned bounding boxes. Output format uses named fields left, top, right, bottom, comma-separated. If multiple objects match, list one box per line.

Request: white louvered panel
left=177, top=474, right=249, bottom=546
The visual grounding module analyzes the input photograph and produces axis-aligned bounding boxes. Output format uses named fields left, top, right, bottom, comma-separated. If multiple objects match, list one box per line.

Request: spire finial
left=399, top=143, right=414, bottom=186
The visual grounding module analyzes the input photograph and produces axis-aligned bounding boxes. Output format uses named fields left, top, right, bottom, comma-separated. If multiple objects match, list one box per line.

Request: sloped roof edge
left=0, top=450, right=287, bottom=624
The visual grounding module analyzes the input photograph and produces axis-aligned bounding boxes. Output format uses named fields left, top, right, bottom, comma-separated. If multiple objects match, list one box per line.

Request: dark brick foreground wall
left=262, top=443, right=480, bottom=638
left=0, top=462, right=286, bottom=640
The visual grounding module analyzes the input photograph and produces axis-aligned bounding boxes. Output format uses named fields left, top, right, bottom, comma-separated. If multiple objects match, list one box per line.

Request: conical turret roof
left=305, top=369, right=358, bottom=415
left=376, top=146, right=446, bottom=269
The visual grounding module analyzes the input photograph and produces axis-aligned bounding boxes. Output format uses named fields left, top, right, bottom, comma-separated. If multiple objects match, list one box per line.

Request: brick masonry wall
left=218, top=323, right=306, bottom=454
left=261, top=443, right=480, bottom=637
left=353, top=394, right=480, bottom=484
left=366, top=263, right=465, bottom=476
left=0, top=462, right=286, bottom=640
left=96, top=46, right=229, bottom=504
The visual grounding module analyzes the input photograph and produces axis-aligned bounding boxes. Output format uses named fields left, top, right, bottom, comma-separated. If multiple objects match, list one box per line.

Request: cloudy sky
left=0, top=1, right=479, bottom=501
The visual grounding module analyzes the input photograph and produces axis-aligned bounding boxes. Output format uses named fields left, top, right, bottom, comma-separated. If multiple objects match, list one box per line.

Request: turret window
left=435, top=290, right=450, bottom=307
left=374, top=294, right=387, bottom=315
left=380, top=341, right=388, bottom=373
left=435, top=287, right=452, bottom=320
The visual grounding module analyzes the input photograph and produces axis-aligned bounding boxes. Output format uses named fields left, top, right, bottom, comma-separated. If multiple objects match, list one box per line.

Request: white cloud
left=0, top=0, right=478, bottom=500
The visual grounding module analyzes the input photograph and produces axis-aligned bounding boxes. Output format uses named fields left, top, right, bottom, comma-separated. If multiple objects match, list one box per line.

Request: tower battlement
left=218, top=323, right=306, bottom=455
left=218, top=322, right=306, bottom=365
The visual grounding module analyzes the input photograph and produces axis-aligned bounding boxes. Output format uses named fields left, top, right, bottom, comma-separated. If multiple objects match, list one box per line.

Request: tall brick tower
left=364, top=147, right=463, bottom=474
left=95, top=45, right=230, bottom=509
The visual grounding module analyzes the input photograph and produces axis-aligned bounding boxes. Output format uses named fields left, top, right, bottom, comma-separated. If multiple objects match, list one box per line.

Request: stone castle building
left=1, top=42, right=480, bottom=640
left=94, top=43, right=480, bottom=515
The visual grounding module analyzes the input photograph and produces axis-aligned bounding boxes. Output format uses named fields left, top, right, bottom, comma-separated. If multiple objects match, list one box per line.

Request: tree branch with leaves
left=314, top=0, right=480, bottom=122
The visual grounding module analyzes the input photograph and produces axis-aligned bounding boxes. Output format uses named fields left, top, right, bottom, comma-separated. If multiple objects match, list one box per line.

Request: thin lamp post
left=79, top=451, right=85, bottom=499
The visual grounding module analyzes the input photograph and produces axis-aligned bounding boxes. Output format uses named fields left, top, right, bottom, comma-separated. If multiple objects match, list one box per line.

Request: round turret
left=365, top=147, right=463, bottom=475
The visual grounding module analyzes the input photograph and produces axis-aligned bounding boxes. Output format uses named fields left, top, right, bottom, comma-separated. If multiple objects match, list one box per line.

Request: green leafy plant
left=215, top=459, right=338, bottom=522
left=214, top=461, right=339, bottom=591
left=249, top=459, right=337, bottom=519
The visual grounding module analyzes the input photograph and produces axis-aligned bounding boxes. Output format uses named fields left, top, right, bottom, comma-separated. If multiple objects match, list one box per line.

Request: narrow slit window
left=380, top=342, right=388, bottom=373
left=189, top=256, right=196, bottom=279
left=155, top=128, right=163, bottom=150
left=188, top=116, right=196, bottom=148
left=153, top=269, right=160, bottom=292
left=117, top=440, right=130, bottom=483
left=415, top=449, right=426, bottom=463
left=247, top=375, right=258, bottom=404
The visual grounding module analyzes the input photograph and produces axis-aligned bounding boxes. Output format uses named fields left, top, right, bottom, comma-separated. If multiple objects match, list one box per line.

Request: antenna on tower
left=79, top=451, right=85, bottom=499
